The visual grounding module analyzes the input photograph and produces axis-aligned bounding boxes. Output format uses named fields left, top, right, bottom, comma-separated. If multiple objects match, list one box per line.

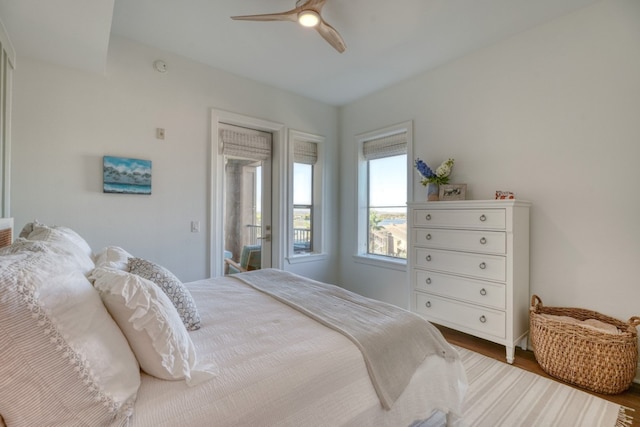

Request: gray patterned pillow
left=127, top=257, right=201, bottom=330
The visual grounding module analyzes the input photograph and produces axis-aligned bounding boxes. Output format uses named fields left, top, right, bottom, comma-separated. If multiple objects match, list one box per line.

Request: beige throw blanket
left=232, top=269, right=458, bottom=410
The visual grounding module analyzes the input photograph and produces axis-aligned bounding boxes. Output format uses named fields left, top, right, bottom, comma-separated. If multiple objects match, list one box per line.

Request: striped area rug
left=458, top=346, right=633, bottom=427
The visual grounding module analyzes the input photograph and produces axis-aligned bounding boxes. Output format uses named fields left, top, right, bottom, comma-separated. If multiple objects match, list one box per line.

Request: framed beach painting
left=103, top=156, right=152, bottom=195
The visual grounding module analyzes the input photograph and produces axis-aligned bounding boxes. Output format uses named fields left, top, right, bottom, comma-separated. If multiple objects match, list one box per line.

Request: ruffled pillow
left=128, top=257, right=201, bottom=330
left=95, top=246, right=134, bottom=270
left=90, top=267, right=217, bottom=385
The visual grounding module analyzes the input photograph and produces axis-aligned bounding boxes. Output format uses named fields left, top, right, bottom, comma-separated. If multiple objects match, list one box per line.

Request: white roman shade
left=362, top=131, right=407, bottom=161
left=293, top=140, right=318, bottom=165
left=219, top=128, right=271, bottom=161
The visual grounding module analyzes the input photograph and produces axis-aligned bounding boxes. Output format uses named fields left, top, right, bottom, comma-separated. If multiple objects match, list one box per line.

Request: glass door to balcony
left=219, top=123, right=272, bottom=275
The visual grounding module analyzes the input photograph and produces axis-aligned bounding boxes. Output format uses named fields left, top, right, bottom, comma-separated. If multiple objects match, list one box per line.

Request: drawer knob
left=479, top=262, right=486, bottom=270
left=480, top=214, right=487, bottom=222
left=479, top=315, right=487, bottom=323
left=426, top=233, right=432, bottom=240
left=480, top=237, right=487, bottom=245
left=425, top=301, right=432, bottom=308
left=426, top=255, right=432, bottom=262
left=426, top=214, right=432, bottom=221
left=425, top=277, right=432, bottom=284
left=480, top=288, right=487, bottom=296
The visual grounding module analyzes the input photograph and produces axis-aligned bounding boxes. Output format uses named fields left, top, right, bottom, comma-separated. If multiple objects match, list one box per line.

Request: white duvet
left=129, top=276, right=467, bottom=427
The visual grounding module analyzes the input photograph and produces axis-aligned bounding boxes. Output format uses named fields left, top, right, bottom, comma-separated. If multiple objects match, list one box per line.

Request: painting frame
left=439, top=184, right=467, bottom=201
left=103, top=156, right=152, bottom=195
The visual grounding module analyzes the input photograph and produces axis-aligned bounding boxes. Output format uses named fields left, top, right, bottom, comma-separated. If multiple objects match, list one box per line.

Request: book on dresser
left=408, top=200, right=531, bottom=363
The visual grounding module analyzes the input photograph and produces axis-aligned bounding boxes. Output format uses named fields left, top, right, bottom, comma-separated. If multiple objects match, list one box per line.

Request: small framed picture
left=439, top=184, right=467, bottom=201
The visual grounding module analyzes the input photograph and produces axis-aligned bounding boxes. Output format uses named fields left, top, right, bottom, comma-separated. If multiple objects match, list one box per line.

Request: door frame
left=210, top=109, right=285, bottom=277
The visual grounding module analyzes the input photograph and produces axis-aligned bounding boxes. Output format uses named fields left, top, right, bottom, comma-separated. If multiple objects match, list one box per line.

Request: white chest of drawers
left=408, top=200, right=531, bottom=363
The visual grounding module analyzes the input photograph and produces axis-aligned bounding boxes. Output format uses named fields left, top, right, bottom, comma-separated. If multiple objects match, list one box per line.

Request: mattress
left=129, top=276, right=468, bottom=427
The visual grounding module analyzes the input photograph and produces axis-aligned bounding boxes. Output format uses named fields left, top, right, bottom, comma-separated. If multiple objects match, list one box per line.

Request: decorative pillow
left=128, top=257, right=201, bottom=330
left=90, top=268, right=217, bottom=385
left=19, top=221, right=95, bottom=274
left=0, top=250, right=140, bottom=426
left=20, top=220, right=93, bottom=257
left=0, top=237, right=49, bottom=255
left=95, top=246, right=135, bottom=270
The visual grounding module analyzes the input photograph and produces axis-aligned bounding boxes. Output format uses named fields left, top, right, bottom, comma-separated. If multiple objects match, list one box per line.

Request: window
left=293, top=162, right=313, bottom=253
left=356, top=122, right=412, bottom=266
left=287, top=130, right=325, bottom=260
left=368, top=154, right=407, bottom=258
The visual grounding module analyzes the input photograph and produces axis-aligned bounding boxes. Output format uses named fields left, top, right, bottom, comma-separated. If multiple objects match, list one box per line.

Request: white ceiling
left=0, top=0, right=599, bottom=106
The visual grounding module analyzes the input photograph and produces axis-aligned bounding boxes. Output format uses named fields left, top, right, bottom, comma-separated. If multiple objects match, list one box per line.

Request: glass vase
left=427, top=183, right=439, bottom=201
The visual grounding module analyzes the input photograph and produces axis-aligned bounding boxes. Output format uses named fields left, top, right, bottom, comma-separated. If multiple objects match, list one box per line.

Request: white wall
left=11, top=36, right=339, bottom=283
left=338, top=0, right=640, bottom=326
left=9, top=0, right=640, bottom=335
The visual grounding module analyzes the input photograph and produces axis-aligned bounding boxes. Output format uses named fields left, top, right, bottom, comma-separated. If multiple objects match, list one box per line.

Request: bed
left=0, top=222, right=467, bottom=427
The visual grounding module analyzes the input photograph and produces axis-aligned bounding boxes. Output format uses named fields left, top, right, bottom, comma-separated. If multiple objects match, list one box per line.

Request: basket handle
left=531, top=294, right=543, bottom=309
left=628, top=316, right=640, bottom=329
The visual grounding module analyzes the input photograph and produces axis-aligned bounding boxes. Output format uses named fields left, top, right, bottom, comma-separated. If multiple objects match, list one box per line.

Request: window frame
left=354, top=121, right=413, bottom=270
left=286, top=129, right=326, bottom=263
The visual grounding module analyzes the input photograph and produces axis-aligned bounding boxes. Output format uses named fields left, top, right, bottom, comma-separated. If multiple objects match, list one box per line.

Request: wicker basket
left=530, top=294, right=640, bottom=394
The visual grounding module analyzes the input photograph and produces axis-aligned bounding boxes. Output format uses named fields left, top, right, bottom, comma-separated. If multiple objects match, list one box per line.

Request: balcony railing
left=246, top=224, right=262, bottom=245
left=246, top=224, right=311, bottom=253
left=246, top=224, right=313, bottom=253
left=293, top=228, right=312, bottom=253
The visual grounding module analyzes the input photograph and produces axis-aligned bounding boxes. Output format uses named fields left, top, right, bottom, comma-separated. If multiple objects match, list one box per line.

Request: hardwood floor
left=437, top=325, right=640, bottom=427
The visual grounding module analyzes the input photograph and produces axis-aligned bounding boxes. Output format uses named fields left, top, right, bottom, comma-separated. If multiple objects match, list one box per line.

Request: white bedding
left=130, top=276, right=468, bottom=427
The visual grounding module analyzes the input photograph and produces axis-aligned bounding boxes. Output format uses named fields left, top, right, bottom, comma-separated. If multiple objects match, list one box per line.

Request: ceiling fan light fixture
left=298, top=10, right=320, bottom=27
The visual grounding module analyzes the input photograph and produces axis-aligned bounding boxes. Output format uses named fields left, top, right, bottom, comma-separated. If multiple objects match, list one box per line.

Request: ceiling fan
left=231, top=0, right=346, bottom=53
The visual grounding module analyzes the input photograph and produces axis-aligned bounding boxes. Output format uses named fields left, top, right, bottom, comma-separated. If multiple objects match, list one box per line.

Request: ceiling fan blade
left=316, top=20, right=346, bottom=53
left=302, top=0, right=328, bottom=11
left=231, top=11, right=298, bottom=23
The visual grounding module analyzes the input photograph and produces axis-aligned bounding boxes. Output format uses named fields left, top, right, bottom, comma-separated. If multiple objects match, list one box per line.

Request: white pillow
left=95, top=246, right=135, bottom=270
left=20, top=221, right=94, bottom=274
left=0, top=249, right=140, bottom=426
left=0, top=237, right=49, bottom=255
left=90, top=267, right=217, bottom=385
left=21, top=220, right=93, bottom=257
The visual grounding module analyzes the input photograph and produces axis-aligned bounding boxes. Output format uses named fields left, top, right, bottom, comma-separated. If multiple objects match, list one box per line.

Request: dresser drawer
left=413, top=208, right=506, bottom=230
left=415, top=293, right=506, bottom=339
left=414, top=270, right=505, bottom=310
left=413, top=228, right=506, bottom=254
left=414, top=247, right=506, bottom=282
